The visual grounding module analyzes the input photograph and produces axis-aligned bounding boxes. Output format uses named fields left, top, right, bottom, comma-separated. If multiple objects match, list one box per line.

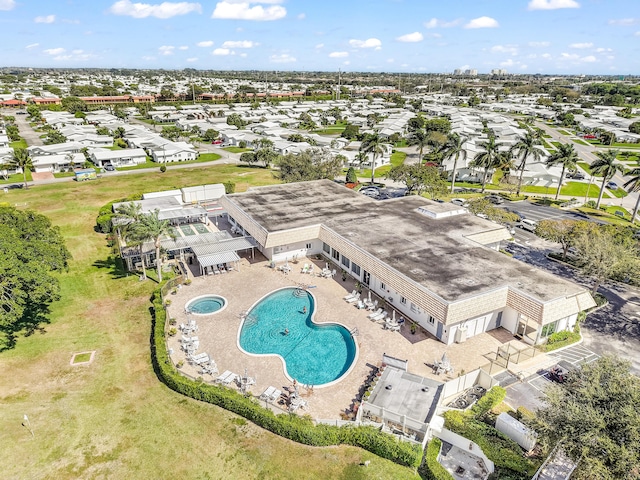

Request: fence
left=441, top=369, right=497, bottom=400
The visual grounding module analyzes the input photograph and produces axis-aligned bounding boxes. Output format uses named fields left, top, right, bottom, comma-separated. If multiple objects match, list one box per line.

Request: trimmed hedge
left=95, top=194, right=144, bottom=233
left=542, top=329, right=581, bottom=352
left=470, top=386, right=506, bottom=419
left=150, top=290, right=422, bottom=468
left=421, top=438, right=454, bottom=480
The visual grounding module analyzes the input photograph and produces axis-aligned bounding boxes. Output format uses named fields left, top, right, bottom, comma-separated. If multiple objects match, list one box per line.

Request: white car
left=451, top=198, right=467, bottom=207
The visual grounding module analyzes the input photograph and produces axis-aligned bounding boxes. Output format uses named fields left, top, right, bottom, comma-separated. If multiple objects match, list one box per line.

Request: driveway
left=1, top=108, right=43, bottom=146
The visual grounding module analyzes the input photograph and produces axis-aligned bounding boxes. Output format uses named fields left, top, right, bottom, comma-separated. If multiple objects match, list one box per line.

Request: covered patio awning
left=195, top=250, right=240, bottom=268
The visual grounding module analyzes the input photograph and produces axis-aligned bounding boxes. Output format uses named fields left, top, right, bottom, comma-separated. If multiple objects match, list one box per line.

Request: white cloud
left=608, top=18, right=638, bottom=26
left=197, top=40, right=214, bottom=47
left=635, top=31, right=640, bottom=36
left=297, top=13, right=305, bottom=20
left=329, top=51, right=348, bottom=58
left=424, top=17, right=461, bottom=28
left=464, top=16, right=499, bottom=29
left=569, top=42, right=593, bottom=48
left=43, top=47, right=66, bottom=55
left=500, top=59, right=515, bottom=67
left=386, top=58, right=395, bottom=63
left=212, top=48, right=232, bottom=55
left=315, top=43, right=324, bottom=49
left=158, top=45, right=175, bottom=55
left=109, top=0, right=202, bottom=19
left=25, top=43, right=40, bottom=49
left=212, top=1, right=286, bottom=21
left=528, top=41, right=550, bottom=47
left=528, top=0, right=579, bottom=10
left=34, top=15, right=56, bottom=23
left=396, top=32, right=423, bottom=43
left=270, top=53, right=296, bottom=63
left=561, top=52, right=579, bottom=60
left=239, top=52, right=247, bottom=57
left=581, top=55, right=596, bottom=62
left=186, top=57, right=198, bottom=62
left=491, top=44, right=518, bottom=55
left=343, top=60, right=350, bottom=66
left=426, top=32, right=442, bottom=38
left=221, top=40, right=258, bottom=48
left=349, top=38, right=382, bottom=49
left=0, top=0, right=15, bottom=11
left=596, top=47, right=612, bottom=52
left=541, top=53, right=552, bottom=59
left=178, top=45, right=188, bottom=50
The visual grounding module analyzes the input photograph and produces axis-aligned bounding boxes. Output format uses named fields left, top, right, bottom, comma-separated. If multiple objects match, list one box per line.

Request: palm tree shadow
left=93, top=256, right=130, bottom=279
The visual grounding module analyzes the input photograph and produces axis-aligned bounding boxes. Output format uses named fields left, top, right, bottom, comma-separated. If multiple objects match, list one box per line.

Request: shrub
left=149, top=289, right=422, bottom=468
left=223, top=181, right=236, bottom=194
left=160, top=164, right=167, bottom=173
left=346, top=166, right=357, bottom=184
left=420, top=438, right=454, bottom=480
left=541, top=329, right=581, bottom=352
left=471, top=386, right=506, bottom=419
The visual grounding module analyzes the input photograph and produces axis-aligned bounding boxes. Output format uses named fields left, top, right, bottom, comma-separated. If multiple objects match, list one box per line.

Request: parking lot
left=503, top=344, right=600, bottom=412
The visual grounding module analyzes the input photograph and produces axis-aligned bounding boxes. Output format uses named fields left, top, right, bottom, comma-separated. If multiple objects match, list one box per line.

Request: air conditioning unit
left=455, top=326, right=467, bottom=344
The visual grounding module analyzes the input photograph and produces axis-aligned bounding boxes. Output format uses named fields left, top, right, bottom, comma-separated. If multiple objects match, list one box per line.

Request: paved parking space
left=548, top=344, right=599, bottom=366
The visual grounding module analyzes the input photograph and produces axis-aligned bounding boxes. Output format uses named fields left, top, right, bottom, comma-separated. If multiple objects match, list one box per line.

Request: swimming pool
left=186, top=294, right=228, bottom=315
left=238, top=287, right=357, bottom=387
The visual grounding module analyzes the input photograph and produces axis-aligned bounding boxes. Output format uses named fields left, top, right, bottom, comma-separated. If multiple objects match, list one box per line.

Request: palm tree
left=510, top=130, right=542, bottom=196
left=360, top=132, right=387, bottom=185
left=591, top=149, right=624, bottom=209
left=546, top=143, right=579, bottom=200
left=470, top=136, right=503, bottom=193
left=442, top=133, right=468, bottom=193
left=624, top=168, right=640, bottom=223
left=407, top=129, right=429, bottom=163
left=8, top=148, right=33, bottom=189
left=130, top=210, right=175, bottom=282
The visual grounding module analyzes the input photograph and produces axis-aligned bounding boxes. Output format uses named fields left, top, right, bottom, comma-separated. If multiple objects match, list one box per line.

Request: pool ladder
left=350, top=327, right=359, bottom=337
left=293, top=288, right=306, bottom=298
left=244, top=314, right=259, bottom=327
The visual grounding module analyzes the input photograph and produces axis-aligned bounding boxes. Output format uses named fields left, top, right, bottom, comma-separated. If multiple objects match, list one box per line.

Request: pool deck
left=166, top=255, right=525, bottom=420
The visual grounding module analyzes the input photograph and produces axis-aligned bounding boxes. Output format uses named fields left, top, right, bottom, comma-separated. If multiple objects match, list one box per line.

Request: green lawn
left=358, top=151, right=407, bottom=179
left=577, top=162, right=595, bottom=176
left=611, top=143, right=640, bottom=149
left=314, top=124, right=347, bottom=135
left=550, top=141, right=563, bottom=149
left=0, top=170, right=32, bottom=185
left=557, top=129, right=571, bottom=136
left=0, top=166, right=416, bottom=479
left=53, top=172, right=76, bottom=179
left=117, top=153, right=222, bottom=171
left=107, top=145, right=124, bottom=150
left=520, top=182, right=608, bottom=198
left=9, top=139, right=27, bottom=149
left=222, top=146, right=251, bottom=153
left=572, top=138, right=590, bottom=146
left=578, top=206, right=636, bottom=226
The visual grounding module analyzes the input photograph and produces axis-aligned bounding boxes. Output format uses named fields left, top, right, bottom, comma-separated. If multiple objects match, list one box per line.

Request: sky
left=0, top=0, right=638, bottom=74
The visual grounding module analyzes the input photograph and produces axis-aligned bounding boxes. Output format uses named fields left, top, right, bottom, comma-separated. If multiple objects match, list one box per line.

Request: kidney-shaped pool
left=238, top=287, right=357, bottom=387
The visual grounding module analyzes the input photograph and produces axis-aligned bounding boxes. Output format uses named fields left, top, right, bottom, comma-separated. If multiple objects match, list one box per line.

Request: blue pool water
left=187, top=295, right=227, bottom=315
left=239, top=288, right=356, bottom=386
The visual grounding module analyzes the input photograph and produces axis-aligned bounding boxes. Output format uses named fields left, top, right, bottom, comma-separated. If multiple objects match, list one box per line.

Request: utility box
left=495, top=412, right=537, bottom=451
left=74, top=168, right=97, bottom=181
left=454, top=326, right=467, bottom=344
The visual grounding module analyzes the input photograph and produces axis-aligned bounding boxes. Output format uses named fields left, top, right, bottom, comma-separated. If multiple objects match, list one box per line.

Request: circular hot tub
left=186, top=295, right=228, bottom=315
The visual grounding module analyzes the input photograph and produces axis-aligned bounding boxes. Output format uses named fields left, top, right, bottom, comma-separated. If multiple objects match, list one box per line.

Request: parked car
left=486, top=194, right=504, bottom=205
left=607, top=181, right=619, bottom=190
left=451, top=198, right=468, bottom=207
left=104, top=165, right=115, bottom=172
left=568, top=170, right=585, bottom=180
left=360, top=187, right=379, bottom=198
left=548, top=360, right=576, bottom=383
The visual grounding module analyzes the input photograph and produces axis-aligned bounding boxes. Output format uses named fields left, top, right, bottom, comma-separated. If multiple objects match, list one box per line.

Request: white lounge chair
left=301, top=263, right=309, bottom=274
left=356, top=300, right=366, bottom=309
left=222, top=373, right=239, bottom=386
left=367, top=308, right=383, bottom=319
left=346, top=294, right=360, bottom=304
left=371, top=310, right=387, bottom=321
left=343, top=290, right=357, bottom=301
left=260, top=386, right=276, bottom=401
left=270, top=389, right=282, bottom=402
left=215, top=370, right=233, bottom=383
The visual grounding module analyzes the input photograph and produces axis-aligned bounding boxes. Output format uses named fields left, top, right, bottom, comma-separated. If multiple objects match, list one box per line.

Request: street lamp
left=23, top=414, right=34, bottom=437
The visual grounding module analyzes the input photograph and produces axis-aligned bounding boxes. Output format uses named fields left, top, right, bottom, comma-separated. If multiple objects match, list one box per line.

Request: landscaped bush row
left=443, top=410, right=534, bottom=477
left=419, top=438, right=454, bottom=480
left=150, top=290, right=422, bottom=468
left=542, top=328, right=581, bottom=352
left=470, top=386, right=506, bottom=419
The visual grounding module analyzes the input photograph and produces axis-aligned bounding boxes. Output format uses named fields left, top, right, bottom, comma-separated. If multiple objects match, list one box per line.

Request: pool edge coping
left=186, top=294, right=229, bottom=316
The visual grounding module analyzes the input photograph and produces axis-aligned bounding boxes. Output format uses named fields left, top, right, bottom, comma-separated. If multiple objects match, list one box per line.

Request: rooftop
left=226, top=180, right=588, bottom=303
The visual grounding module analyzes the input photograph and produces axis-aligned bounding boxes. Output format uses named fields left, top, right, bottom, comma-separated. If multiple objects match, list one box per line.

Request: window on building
left=322, top=242, right=330, bottom=254
left=332, top=249, right=340, bottom=261
left=351, top=263, right=361, bottom=276
left=306, top=243, right=312, bottom=250
left=400, top=296, right=406, bottom=305
left=341, top=255, right=350, bottom=268
left=540, top=320, right=558, bottom=338
left=428, top=316, right=435, bottom=325
left=380, top=282, right=386, bottom=291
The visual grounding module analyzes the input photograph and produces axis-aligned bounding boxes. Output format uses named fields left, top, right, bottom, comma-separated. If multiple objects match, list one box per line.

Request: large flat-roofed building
left=220, top=180, right=595, bottom=346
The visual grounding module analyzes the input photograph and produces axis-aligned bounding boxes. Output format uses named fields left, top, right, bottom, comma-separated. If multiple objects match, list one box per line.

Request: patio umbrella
left=368, top=291, right=371, bottom=301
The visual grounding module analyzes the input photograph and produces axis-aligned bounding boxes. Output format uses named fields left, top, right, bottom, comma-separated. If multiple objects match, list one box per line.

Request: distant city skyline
left=0, top=0, right=638, bottom=74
